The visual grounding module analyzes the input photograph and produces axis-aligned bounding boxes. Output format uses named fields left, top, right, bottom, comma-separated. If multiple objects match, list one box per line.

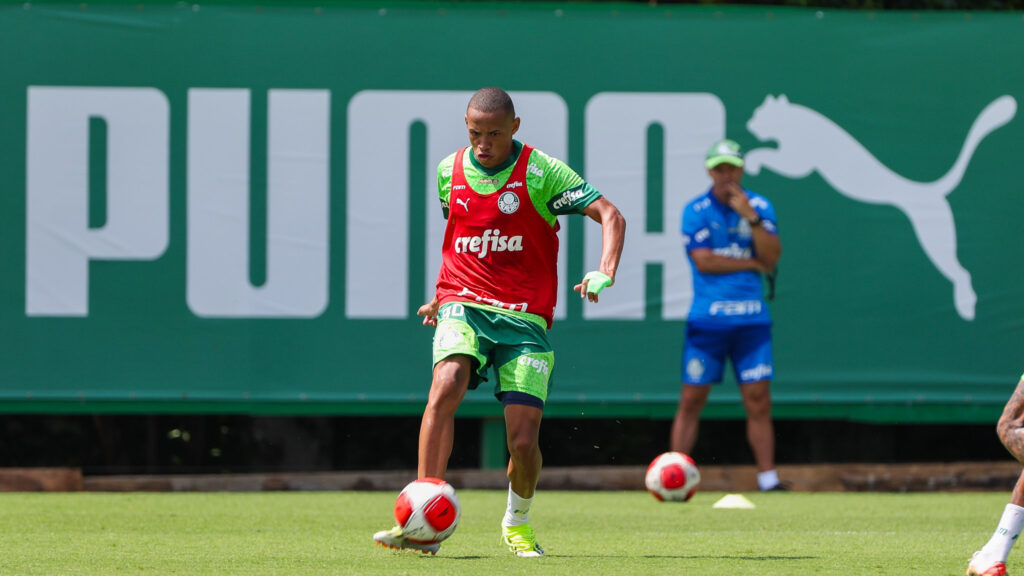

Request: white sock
left=980, top=503, right=1024, bottom=563
left=502, top=484, right=532, bottom=527
left=757, top=470, right=780, bottom=491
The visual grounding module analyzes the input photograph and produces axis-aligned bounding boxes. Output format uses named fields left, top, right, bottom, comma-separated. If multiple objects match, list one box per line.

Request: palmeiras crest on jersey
left=497, top=191, right=520, bottom=214
left=686, top=358, right=705, bottom=381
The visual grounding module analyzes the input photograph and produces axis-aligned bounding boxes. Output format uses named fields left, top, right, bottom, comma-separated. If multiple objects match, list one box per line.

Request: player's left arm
left=533, top=150, right=625, bottom=302
left=574, top=197, right=626, bottom=303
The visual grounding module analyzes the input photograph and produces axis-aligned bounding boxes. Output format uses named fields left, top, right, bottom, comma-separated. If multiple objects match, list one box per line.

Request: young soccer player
left=374, top=87, right=625, bottom=557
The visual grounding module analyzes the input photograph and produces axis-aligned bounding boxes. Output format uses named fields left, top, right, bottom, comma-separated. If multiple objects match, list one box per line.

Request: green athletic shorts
left=432, top=302, right=555, bottom=404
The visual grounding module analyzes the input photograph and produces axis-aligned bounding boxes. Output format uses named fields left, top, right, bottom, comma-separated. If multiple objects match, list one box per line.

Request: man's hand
left=723, top=183, right=759, bottom=222
left=574, top=271, right=613, bottom=303
left=417, top=297, right=440, bottom=327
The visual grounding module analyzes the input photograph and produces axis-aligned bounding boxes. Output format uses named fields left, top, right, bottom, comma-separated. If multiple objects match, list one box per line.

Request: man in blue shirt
left=674, top=139, right=784, bottom=491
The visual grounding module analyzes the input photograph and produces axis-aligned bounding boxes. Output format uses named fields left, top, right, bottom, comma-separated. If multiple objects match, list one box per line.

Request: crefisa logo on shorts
left=497, top=192, right=520, bottom=214
left=519, top=355, right=550, bottom=376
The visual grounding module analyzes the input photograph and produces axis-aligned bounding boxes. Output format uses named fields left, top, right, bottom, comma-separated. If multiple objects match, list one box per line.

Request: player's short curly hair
left=468, top=87, right=515, bottom=119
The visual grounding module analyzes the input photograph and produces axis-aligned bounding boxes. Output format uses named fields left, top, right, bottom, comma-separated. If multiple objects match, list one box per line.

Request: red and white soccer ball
left=394, top=477, right=462, bottom=544
left=645, top=451, right=700, bottom=502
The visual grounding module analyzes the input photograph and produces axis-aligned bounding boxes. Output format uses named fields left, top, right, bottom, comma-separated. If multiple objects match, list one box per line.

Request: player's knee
left=430, top=358, right=470, bottom=394
left=506, top=430, right=539, bottom=460
left=427, top=383, right=462, bottom=412
left=426, top=376, right=468, bottom=414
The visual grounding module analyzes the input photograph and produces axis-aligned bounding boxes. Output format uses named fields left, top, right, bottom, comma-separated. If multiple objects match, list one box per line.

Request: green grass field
left=0, top=489, right=1015, bottom=575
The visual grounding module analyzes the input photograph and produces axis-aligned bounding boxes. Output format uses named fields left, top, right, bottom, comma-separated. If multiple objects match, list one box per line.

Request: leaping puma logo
left=456, top=197, right=471, bottom=212
left=745, top=94, right=1017, bottom=320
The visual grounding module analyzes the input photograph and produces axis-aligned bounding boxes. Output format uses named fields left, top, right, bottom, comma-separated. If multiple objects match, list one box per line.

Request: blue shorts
left=681, top=323, right=773, bottom=385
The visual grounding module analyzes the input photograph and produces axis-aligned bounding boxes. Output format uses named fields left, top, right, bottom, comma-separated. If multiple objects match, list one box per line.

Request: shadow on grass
left=440, top=554, right=818, bottom=561
left=660, top=555, right=818, bottom=561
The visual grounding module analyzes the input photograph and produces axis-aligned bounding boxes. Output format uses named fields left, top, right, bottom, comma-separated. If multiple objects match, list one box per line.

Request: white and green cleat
left=502, top=523, right=545, bottom=558
left=373, top=526, right=440, bottom=555
left=967, top=551, right=1007, bottom=575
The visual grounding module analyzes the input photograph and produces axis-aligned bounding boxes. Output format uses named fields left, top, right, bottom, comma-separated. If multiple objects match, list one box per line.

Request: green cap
left=705, top=139, right=744, bottom=169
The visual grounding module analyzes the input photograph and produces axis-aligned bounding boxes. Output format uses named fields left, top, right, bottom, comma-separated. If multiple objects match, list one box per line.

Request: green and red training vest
left=435, top=144, right=560, bottom=328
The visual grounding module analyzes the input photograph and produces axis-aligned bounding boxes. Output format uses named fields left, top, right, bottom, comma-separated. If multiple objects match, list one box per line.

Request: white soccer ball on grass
left=393, top=477, right=461, bottom=544
left=645, top=451, right=701, bottom=502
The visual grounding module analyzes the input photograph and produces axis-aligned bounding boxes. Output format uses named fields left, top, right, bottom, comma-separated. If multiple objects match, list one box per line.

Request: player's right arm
left=419, top=153, right=459, bottom=327
left=417, top=296, right=440, bottom=327
left=436, top=152, right=457, bottom=220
